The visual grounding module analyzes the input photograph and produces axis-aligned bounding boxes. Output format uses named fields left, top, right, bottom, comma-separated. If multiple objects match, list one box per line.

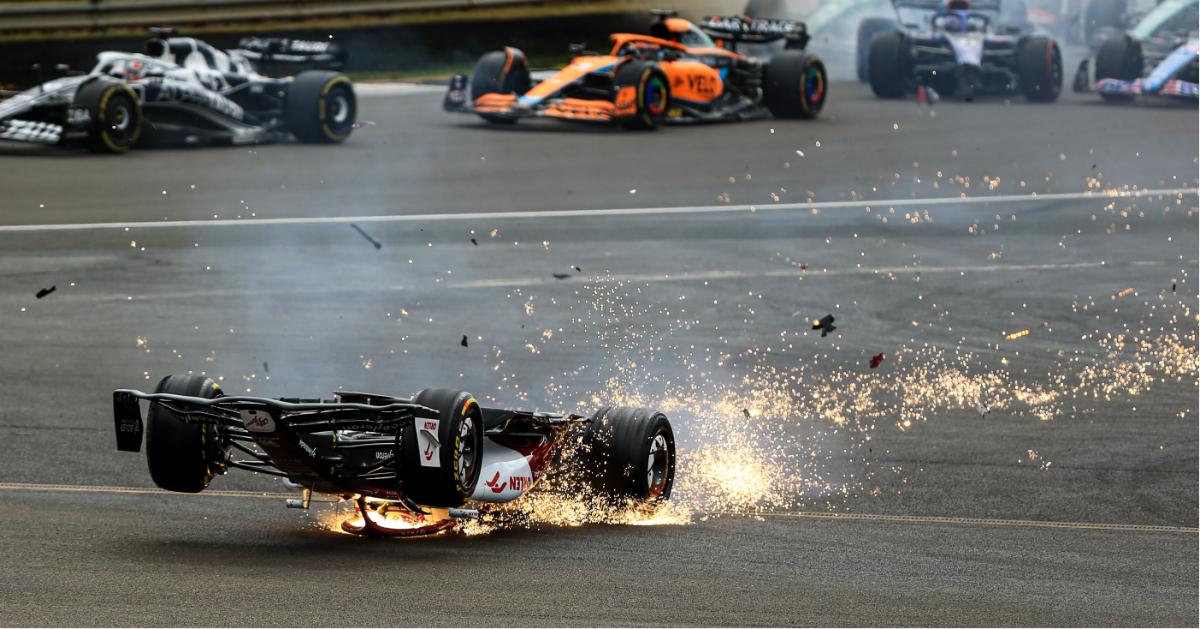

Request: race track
left=0, top=81, right=1196, bottom=626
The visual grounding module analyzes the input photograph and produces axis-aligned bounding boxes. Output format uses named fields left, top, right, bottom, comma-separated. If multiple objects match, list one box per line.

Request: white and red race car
left=113, top=374, right=675, bottom=536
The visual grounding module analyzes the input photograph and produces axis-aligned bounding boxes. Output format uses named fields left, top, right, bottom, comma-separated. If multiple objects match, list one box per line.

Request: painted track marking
left=0, top=187, right=1193, bottom=233
left=0, top=482, right=1193, bottom=534
left=739, top=510, right=1199, bottom=534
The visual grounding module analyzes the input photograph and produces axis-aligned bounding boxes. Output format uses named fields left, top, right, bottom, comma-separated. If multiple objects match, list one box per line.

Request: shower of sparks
left=1004, top=328, right=1031, bottom=341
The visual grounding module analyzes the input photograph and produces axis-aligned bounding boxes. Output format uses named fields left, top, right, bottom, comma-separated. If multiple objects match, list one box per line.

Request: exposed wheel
left=145, top=374, right=225, bottom=493
left=1084, top=0, right=1126, bottom=45
left=1016, top=36, right=1063, bottom=102
left=868, top=30, right=910, bottom=98
left=857, top=18, right=900, bottom=83
left=1094, top=33, right=1142, bottom=102
left=764, top=50, right=827, bottom=119
left=285, top=70, right=356, bottom=143
left=613, top=61, right=670, bottom=129
left=471, top=47, right=532, bottom=124
left=582, top=406, right=676, bottom=503
left=73, top=78, right=141, bottom=154
left=400, top=389, right=484, bottom=508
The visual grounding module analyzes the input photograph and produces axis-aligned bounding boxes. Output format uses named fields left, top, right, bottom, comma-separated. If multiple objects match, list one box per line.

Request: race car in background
left=745, top=0, right=1033, bottom=80
left=113, top=374, right=675, bottom=536
left=0, top=30, right=355, bottom=153
left=1073, top=0, right=1198, bottom=101
left=865, top=0, right=1063, bottom=100
left=443, top=10, right=828, bottom=128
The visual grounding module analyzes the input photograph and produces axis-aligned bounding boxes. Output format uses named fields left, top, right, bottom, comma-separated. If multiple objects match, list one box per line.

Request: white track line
left=1, top=481, right=1192, bottom=534
left=353, top=82, right=444, bottom=97
left=0, top=187, right=1193, bottom=233
left=740, top=510, right=1199, bottom=534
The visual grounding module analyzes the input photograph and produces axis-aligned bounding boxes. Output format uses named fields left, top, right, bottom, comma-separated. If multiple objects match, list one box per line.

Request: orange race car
left=443, top=10, right=828, bottom=128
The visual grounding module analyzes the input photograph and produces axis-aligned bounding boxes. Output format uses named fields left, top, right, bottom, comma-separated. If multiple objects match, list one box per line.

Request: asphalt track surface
left=0, top=81, right=1197, bottom=626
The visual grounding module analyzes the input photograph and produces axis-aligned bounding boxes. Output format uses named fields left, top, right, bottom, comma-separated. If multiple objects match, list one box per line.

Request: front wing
left=1096, top=78, right=1199, bottom=97
left=443, top=74, right=623, bottom=123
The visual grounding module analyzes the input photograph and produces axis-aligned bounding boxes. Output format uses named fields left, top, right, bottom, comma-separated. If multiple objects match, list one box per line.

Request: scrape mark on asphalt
left=0, top=481, right=289, bottom=500
left=448, top=259, right=1191, bottom=289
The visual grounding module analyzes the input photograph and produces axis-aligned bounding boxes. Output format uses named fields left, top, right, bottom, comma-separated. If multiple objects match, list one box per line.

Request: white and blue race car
left=865, top=0, right=1062, bottom=100
left=1073, top=0, right=1199, bottom=101
left=0, top=31, right=355, bottom=153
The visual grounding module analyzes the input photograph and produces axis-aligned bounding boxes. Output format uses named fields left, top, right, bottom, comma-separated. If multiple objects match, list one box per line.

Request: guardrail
left=0, top=0, right=562, bottom=33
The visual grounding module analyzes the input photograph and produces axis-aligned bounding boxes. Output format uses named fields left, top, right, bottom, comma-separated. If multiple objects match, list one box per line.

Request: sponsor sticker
left=417, top=418, right=441, bottom=468
left=239, top=409, right=276, bottom=433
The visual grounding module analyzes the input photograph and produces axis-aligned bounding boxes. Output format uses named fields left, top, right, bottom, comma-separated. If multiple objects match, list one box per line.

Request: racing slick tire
left=1094, top=34, right=1142, bottom=102
left=857, top=18, right=901, bottom=83
left=764, top=51, right=827, bottom=119
left=868, top=30, right=911, bottom=98
left=613, top=61, right=671, bottom=129
left=73, top=78, right=141, bottom=154
left=400, top=389, right=484, bottom=508
left=145, top=374, right=225, bottom=493
left=471, top=48, right=532, bottom=124
left=1016, top=36, right=1063, bottom=102
left=285, top=70, right=356, bottom=143
left=582, top=406, right=676, bottom=503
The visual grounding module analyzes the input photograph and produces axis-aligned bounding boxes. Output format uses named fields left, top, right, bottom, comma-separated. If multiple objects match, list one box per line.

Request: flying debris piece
left=812, top=314, right=836, bottom=337
left=869, top=353, right=885, bottom=369
left=1004, top=328, right=1031, bottom=341
left=799, top=263, right=808, bottom=270
left=460, top=335, right=469, bottom=348
left=976, top=402, right=990, bottom=417
left=742, top=408, right=751, bottom=419
left=262, top=361, right=269, bottom=374
left=35, top=286, right=56, bottom=299
left=350, top=223, right=382, bottom=250
left=573, top=266, right=582, bottom=272
left=916, top=85, right=940, bottom=104
left=1172, top=281, right=1176, bottom=293
left=470, top=238, right=478, bottom=246
left=552, top=273, right=571, bottom=280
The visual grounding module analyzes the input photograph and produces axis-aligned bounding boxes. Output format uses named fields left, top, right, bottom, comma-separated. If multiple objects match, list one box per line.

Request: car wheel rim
left=643, top=75, right=667, bottom=117
left=329, top=93, right=350, bottom=125
left=804, top=66, right=825, bottom=109
left=457, top=416, right=477, bottom=484
left=111, top=103, right=131, bottom=133
left=646, top=433, right=670, bottom=497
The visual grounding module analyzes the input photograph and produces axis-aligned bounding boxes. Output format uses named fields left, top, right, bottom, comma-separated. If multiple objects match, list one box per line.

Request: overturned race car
left=444, top=10, right=828, bottom=128
left=113, top=374, right=676, bottom=536
left=0, top=30, right=356, bottom=153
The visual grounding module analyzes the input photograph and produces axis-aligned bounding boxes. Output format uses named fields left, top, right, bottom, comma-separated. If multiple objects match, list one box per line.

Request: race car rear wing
left=234, top=37, right=346, bottom=70
left=112, top=389, right=438, bottom=452
left=700, top=15, right=810, bottom=50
